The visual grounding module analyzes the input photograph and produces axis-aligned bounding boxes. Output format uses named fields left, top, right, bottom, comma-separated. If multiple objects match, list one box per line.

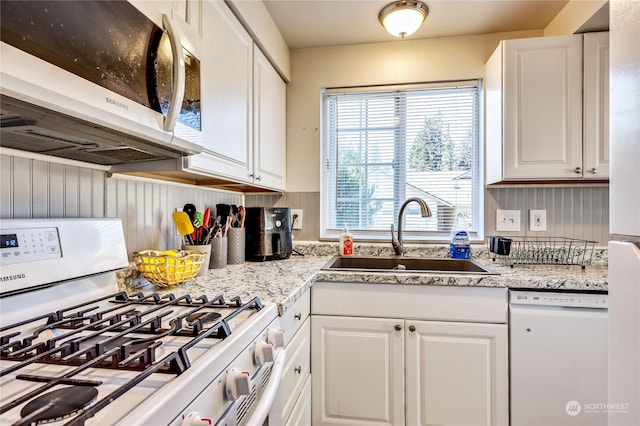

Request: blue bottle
left=449, top=213, right=471, bottom=259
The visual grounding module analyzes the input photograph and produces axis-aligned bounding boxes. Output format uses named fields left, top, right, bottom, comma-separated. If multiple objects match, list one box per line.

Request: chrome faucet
left=391, top=197, right=432, bottom=256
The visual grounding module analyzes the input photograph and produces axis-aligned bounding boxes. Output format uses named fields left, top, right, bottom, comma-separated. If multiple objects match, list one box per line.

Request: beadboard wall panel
left=245, top=191, right=320, bottom=241
left=485, top=186, right=610, bottom=245
left=2, top=153, right=610, bottom=248
left=1, top=155, right=105, bottom=219
left=1, top=153, right=243, bottom=258
left=249, top=188, right=610, bottom=244
left=105, top=175, right=243, bottom=256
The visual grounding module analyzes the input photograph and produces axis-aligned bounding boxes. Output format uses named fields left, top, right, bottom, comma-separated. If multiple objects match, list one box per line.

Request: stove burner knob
left=226, top=369, right=251, bottom=401
left=267, top=328, right=285, bottom=348
left=255, top=340, right=275, bottom=365
left=182, top=412, right=212, bottom=425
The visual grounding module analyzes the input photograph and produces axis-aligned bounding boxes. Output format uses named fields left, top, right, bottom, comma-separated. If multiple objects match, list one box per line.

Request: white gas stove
left=0, top=218, right=285, bottom=426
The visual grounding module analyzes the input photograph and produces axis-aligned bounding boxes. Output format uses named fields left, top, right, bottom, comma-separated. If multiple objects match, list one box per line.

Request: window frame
left=320, top=80, right=485, bottom=243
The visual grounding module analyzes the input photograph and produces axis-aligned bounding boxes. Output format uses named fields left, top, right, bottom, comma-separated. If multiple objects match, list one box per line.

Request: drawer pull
left=294, top=366, right=301, bottom=374
left=294, top=313, right=302, bottom=320
left=409, top=325, right=416, bottom=332
left=394, top=324, right=402, bottom=331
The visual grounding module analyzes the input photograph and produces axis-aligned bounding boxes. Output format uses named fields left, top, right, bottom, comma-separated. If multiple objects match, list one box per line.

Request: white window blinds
left=321, top=81, right=481, bottom=240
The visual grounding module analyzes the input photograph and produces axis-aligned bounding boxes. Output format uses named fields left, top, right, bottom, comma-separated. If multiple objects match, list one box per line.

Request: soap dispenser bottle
left=339, top=225, right=353, bottom=256
left=449, top=213, right=471, bottom=259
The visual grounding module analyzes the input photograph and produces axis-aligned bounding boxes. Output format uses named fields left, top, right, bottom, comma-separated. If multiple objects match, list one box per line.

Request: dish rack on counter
left=488, top=236, right=596, bottom=269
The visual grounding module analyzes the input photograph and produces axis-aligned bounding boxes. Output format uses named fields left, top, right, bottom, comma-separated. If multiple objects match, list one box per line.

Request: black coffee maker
left=244, top=207, right=293, bottom=261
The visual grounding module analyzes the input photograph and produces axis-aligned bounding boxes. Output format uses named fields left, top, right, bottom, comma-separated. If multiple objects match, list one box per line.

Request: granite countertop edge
left=117, top=244, right=608, bottom=317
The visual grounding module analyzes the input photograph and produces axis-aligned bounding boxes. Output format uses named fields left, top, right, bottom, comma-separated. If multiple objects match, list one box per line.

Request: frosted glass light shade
left=379, top=1, right=429, bottom=38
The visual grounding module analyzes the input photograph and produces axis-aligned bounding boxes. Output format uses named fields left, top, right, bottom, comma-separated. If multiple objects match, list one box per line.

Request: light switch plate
left=529, top=209, right=547, bottom=231
left=496, top=210, right=521, bottom=231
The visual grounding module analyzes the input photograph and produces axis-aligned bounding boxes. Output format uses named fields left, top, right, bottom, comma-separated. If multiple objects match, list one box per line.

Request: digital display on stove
left=0, top=234, right=18, bottom=249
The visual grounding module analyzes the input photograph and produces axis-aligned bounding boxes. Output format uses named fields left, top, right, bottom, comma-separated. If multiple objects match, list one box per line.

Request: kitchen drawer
left=270, top=318, right=310, bottom=424
left=280, top=289, right=310, bottom=346
left=285, top=375, right=311, bottom=426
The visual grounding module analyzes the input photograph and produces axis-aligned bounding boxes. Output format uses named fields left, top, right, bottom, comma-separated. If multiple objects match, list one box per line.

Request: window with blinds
left=320, top=80, right=482, bottom=240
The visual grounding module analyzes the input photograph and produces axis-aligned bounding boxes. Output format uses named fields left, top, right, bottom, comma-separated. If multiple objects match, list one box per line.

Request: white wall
left=285, top=29, right=542, bottom=192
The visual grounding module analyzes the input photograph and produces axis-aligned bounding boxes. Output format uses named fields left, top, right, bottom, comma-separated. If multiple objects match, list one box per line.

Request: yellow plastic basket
left=133, top=249, right=206, bottom=287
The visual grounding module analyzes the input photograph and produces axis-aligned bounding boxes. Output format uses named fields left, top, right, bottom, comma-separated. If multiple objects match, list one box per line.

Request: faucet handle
left=391, top=224, right=402, bottom=256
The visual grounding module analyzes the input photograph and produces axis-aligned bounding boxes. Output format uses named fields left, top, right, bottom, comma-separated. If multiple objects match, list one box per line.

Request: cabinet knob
left=294, top=313, right=302, bottom=320
left=255, top=175, right=262, bottom=181
left=574, top=167, right=582, bottom=174
left=294, top=365, right=302, bottom=374
left=394, top=324, right=402, bottom=331
left=409, top=325, right=416, bottom=332
left=590, top=168, right=597, bottom=174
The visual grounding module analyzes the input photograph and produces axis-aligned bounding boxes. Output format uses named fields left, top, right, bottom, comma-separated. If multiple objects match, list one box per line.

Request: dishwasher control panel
left=509, top=290, right=608, bottom=309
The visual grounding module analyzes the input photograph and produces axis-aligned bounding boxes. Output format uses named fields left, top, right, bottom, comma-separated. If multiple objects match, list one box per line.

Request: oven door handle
left=245, top=348, right=287, bottom=425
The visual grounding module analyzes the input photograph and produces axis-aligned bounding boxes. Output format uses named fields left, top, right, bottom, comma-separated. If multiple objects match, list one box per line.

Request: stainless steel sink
left=321, top=255, right=498, bottom=275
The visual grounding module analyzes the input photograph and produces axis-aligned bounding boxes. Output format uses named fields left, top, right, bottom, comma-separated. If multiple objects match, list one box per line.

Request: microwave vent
left=0, top=96, right=181, bottom=165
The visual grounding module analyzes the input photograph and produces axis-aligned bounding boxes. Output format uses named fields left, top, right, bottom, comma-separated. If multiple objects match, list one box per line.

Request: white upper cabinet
left=486, top=33, right=609, bottom=184
left=128, top=0, right=200, bottom=35
left=189, top=0, right=254, bottom=183
left=187, top=0, right=286, bottom=191
left=253, top=48, right=287, bottom=190
left=583, top=32, right=610, bottom=179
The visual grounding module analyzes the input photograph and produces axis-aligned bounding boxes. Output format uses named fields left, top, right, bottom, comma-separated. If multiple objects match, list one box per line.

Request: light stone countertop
left=118, top=243, right=608, bottom=316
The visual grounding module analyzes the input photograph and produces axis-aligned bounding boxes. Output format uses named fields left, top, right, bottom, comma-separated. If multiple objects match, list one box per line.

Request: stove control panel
left=0, top=227, right=61, bottom=266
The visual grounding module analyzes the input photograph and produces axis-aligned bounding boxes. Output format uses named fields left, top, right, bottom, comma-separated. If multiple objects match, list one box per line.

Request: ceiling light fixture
left=378, top=1, right=429, bottom=38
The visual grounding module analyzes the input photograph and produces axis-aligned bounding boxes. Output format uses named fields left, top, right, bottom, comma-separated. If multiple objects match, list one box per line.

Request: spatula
left=172, top=211, right=195, bottom=245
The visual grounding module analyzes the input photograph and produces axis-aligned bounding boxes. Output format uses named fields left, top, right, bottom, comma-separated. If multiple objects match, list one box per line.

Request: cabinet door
left=253, top=48, right=286, bottom=191
left=583, top=32, right=609, bottom=179
left=271, top=319, right=311, bottom=425
left=189, top=0, right=253, bottom=182
left=286, top=376, right=311, bottom=426
left=503, top=35, right=583, bottom=179
left=311, top=315, right=404, bottom=426
left=405, top=321, right=508, bottom=426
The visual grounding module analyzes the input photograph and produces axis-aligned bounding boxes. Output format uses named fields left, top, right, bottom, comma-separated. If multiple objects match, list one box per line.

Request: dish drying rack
left=488, top=236, right=596, bottom=269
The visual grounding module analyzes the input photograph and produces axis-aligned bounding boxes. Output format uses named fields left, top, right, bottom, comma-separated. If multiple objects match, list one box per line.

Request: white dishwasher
left=509, top=290, right=608, bottom=426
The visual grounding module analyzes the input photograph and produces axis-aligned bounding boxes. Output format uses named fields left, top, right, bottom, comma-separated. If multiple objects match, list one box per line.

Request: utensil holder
left=210, top=237, right=227, bottom=269
left=181, top=244, right=211, bottom=277
left=227, top=228, right=245, bottom=265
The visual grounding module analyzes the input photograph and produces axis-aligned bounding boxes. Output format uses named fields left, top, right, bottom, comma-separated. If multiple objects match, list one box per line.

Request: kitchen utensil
left=194, top=211, right=204, bottom=227
left=183, top=204, right=197, bottom=242
left=203, top=208, right=211, bottom=228
left=238, top=206, right=245, bottom=228
left=183, top=204, right=197, bottom=223
left=172, top=211, right=195, bottom=245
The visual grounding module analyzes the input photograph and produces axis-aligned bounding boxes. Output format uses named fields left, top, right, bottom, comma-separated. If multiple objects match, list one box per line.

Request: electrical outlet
left=496, top=210, right=521, bottom=231
left=291, top=209, right=303, bottom=230
left=530, top=209, right=547, bottom=231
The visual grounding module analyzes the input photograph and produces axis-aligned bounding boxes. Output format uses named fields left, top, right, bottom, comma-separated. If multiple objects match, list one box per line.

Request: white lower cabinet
left=311, top=283, right=509, bottom=426
left=270, top=290, right=311, bottom=425
left=405, top=321, right=508, bottom=426
left=311, top=315, right=405, bottom=426
left=286, top=376, right=311, bottom=426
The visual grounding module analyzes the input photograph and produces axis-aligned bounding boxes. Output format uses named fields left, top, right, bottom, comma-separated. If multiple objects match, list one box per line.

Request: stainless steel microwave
left=0, top=0, right=203, bottom=165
